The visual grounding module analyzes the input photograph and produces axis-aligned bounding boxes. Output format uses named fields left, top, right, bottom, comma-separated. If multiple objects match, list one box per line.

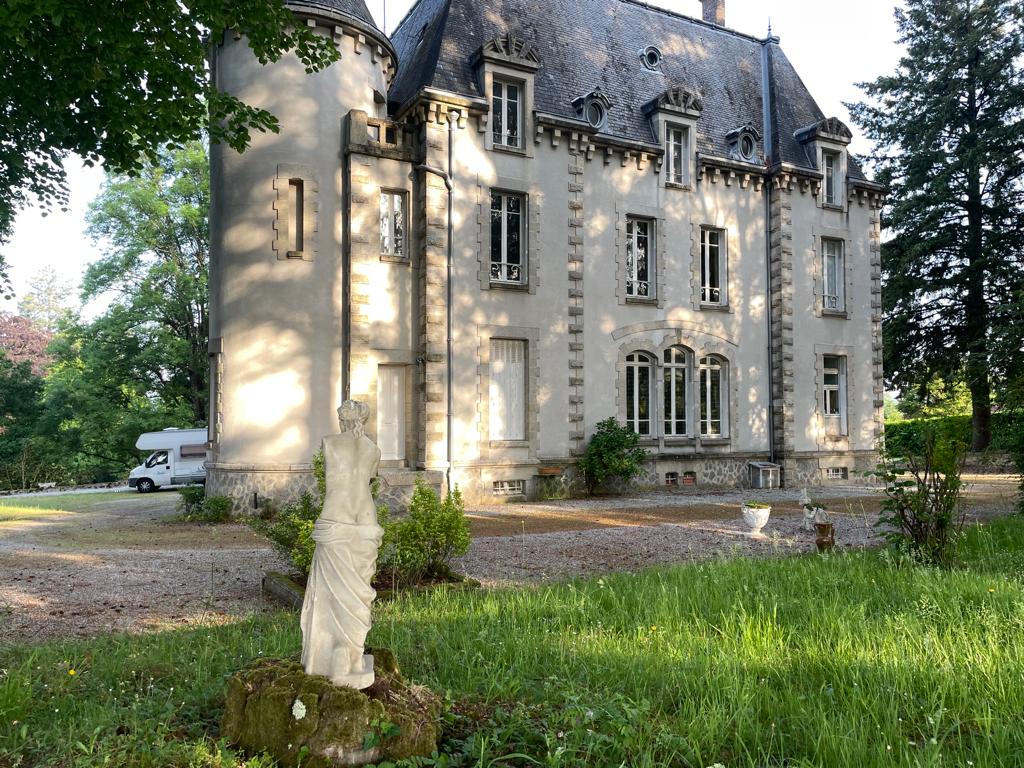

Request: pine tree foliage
left=849, top=0, right=1024, bottom=450
left=17, top=266, right=74, bottom=333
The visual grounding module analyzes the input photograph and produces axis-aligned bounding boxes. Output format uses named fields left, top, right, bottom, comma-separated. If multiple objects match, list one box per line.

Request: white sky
left=3, top=0, right=904, bottom=307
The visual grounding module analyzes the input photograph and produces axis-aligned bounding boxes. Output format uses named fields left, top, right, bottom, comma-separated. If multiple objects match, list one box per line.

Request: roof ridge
left=615, top=0, right=770, bottom=45
left=391, top=0, right=437, bottom=35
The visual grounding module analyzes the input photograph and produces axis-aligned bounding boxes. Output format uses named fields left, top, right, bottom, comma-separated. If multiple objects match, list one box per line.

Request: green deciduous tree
left=83, top=141, right=210, bottom=425
left=0, top=0, right=340, bottom=282
left=849, top=0, right=1024, bottom=450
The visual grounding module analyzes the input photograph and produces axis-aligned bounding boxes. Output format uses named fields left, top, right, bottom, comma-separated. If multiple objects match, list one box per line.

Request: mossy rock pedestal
left=222, top=650, right=440, bottom=767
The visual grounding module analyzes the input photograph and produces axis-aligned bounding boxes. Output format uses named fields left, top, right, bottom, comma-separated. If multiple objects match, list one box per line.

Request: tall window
left=699, top=356, right=726, bottom=437
left=701, top=228, right=726, bottom=305
left=379, top=191, right=405, bottom=258
left=489, top=339, right=526, bottom=441
left=625, top=352, right=653, bottom=436
left=490, top=192, right=526, bottom=284
left=288, top=179, right=304, bottom=256
left=666, top=126, right=689, bottom=185
left=823, top=238, right=845, bottom=311
left=822, top=354, right=847, bottom=421
left=492, top=79, right=521, bottom=149
left=823, top=151, right=840, bottom=206
left=663, top=346, right=690, bottom=437
left=626, top=217, right=654, bottom=299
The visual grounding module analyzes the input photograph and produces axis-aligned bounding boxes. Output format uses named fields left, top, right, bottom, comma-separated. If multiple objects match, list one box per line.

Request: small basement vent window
left=493, top=479, right=525, bottom=497
left=665, top=471, right=679, bottom=486
left=825, top=467, right=849, bottom=480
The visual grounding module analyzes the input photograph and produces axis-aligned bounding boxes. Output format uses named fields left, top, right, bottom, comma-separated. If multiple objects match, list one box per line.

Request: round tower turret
left=206, top=1, right=397, bottom=508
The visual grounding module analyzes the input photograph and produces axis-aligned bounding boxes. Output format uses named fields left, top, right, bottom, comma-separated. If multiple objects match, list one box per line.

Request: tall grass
left=2, top=519, right=1023, bottom=767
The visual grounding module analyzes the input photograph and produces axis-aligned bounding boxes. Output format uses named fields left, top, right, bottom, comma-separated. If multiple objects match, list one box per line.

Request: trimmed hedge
left=884, top=413, right=1024, bottom=456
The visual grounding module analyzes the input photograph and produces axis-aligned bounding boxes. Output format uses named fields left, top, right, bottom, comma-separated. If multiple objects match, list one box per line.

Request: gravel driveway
left=0, top=492, right=284, bottom=645
left=1, top=478, right=1016, bottom=644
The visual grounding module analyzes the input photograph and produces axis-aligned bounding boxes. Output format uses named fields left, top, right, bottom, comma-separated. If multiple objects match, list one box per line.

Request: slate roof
left=389, top=0, right=865, bottom=179
left=287, top=0, right=378, bottom=30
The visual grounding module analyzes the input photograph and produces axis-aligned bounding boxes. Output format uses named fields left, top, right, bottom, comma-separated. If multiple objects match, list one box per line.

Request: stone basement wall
left=207, top=465, right=318, bottom=515
left=207, top=466, right=444, bottom=515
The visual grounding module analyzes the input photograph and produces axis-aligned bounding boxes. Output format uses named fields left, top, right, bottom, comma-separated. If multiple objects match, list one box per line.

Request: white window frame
left=379, top=190, right=406, bottom=259
left=666, top=125, right=689, bottom=186
left=822, top=354, right=848, bottom=434
left=625, top=352, right=654, bottom=437
left=663, top=346, right=690, bottom=438
left=701, top=227, right=727, bottom=306
left=490, top=191, right=527, bottom=285
left=823, top=151, right=840, bottom=206
left=488, top=339, right=527, bottom=441
left=492, top=78, right=522, bottom=149
left=699, top=356, right=728, bottom=438
left=822, top=238, right=845, bottom=312
left=625, top=217, right=655, bottom=299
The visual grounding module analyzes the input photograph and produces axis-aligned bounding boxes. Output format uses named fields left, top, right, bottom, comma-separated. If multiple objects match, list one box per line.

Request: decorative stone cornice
left=471, top=32, right=541, bottom=72
left=397, top=87, right=487, bottom=128
left=794, top=116, right=853, bottom=146
left=848, top=183, right=886, bottom=209
left=641, top=86, right=703, bottom=119
left=697, top=154, right=766, bottom=191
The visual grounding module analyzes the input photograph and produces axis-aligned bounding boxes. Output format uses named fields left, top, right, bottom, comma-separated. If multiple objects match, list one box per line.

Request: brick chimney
left=702, top=0, right=725, bottom=25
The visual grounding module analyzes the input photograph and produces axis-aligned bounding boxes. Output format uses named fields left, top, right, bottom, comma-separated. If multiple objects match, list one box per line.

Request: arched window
left=663, top=346, right=690, bottom=437
left=699, top=356, right=728, bottom=438
left=625, top=352, right=654, bottom=437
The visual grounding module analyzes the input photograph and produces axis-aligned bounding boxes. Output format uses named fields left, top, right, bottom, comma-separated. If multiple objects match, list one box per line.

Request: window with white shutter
left=489, top=339, right=526, bottom=441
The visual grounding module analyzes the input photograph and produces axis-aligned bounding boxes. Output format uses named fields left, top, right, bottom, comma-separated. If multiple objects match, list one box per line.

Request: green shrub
left=884, top=412, right=1024, bottom=456
left=376, top=478, right=471, bottom=590
left=176, top=485, right=206, bottom=517
left=873, top=431, right=967, bottom=567
left=578, top=418, right=647, bottom=495
left=179, top=492, right=233, bottom=524
left=251, top=468, right=470, bottom=589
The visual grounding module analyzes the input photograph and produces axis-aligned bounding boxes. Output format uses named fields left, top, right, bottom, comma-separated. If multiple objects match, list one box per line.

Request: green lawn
left=2, top=519, right=1024, bottom=767
left=0, top=492, right=133, bottom=524
left=0, top=495, right=132, bottom=520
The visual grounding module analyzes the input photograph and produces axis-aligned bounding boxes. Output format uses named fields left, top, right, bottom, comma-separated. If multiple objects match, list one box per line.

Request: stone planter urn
left=741, top=502, right=771, bottom=535
left=815, top=522, right=836, bottom=552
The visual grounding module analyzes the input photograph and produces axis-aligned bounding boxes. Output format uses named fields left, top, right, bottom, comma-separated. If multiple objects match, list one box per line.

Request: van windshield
left=146, top=451, right=169, bottom=468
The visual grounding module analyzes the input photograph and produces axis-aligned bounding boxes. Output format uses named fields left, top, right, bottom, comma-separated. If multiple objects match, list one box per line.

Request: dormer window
left=794, top=117, right=854, bottom=209
left=726, top=123, right=761, bottom=162
left=640, top=46, right=663, bottom=71
left=573, top=89, right=612, bottom=131
left=740, top=134, right=755, bottom=161
left=473, top=33, right=541, bottom=155
left=492, top=79, right=522, bottom=149
left=823, top=151, right=840, bottom=206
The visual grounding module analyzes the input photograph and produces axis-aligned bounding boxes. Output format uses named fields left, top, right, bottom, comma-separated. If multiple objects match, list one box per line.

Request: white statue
left=300, top=401, right=384, bottom=690
left=799, top=488, right=815, bottom=531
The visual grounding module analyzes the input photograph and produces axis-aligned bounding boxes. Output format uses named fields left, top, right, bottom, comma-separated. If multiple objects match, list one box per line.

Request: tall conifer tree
left=850, top=0, right=1024, bottom=450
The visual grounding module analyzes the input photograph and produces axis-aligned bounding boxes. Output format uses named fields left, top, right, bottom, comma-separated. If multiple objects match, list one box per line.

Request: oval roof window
left=586, top=100, right=606, bottom=129
left=641, top=46, right=663, bottom=71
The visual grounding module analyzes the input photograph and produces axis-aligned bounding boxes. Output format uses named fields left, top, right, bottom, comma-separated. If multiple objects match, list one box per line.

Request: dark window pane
left=507, top=211, right=521, bottom=265
left=490, top=201, right=502, bottom=265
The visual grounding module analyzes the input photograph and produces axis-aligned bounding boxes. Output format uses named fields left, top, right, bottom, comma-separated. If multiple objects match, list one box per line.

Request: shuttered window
left=489, top=339, right=526, bottom=441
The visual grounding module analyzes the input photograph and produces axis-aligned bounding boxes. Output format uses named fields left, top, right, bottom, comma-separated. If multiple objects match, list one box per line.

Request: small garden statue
left=300, top=400, right=384, bottom=690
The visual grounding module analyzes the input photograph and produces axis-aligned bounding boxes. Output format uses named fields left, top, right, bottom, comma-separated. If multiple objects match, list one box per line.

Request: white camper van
left=128, top=428, right=208, bottom=493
